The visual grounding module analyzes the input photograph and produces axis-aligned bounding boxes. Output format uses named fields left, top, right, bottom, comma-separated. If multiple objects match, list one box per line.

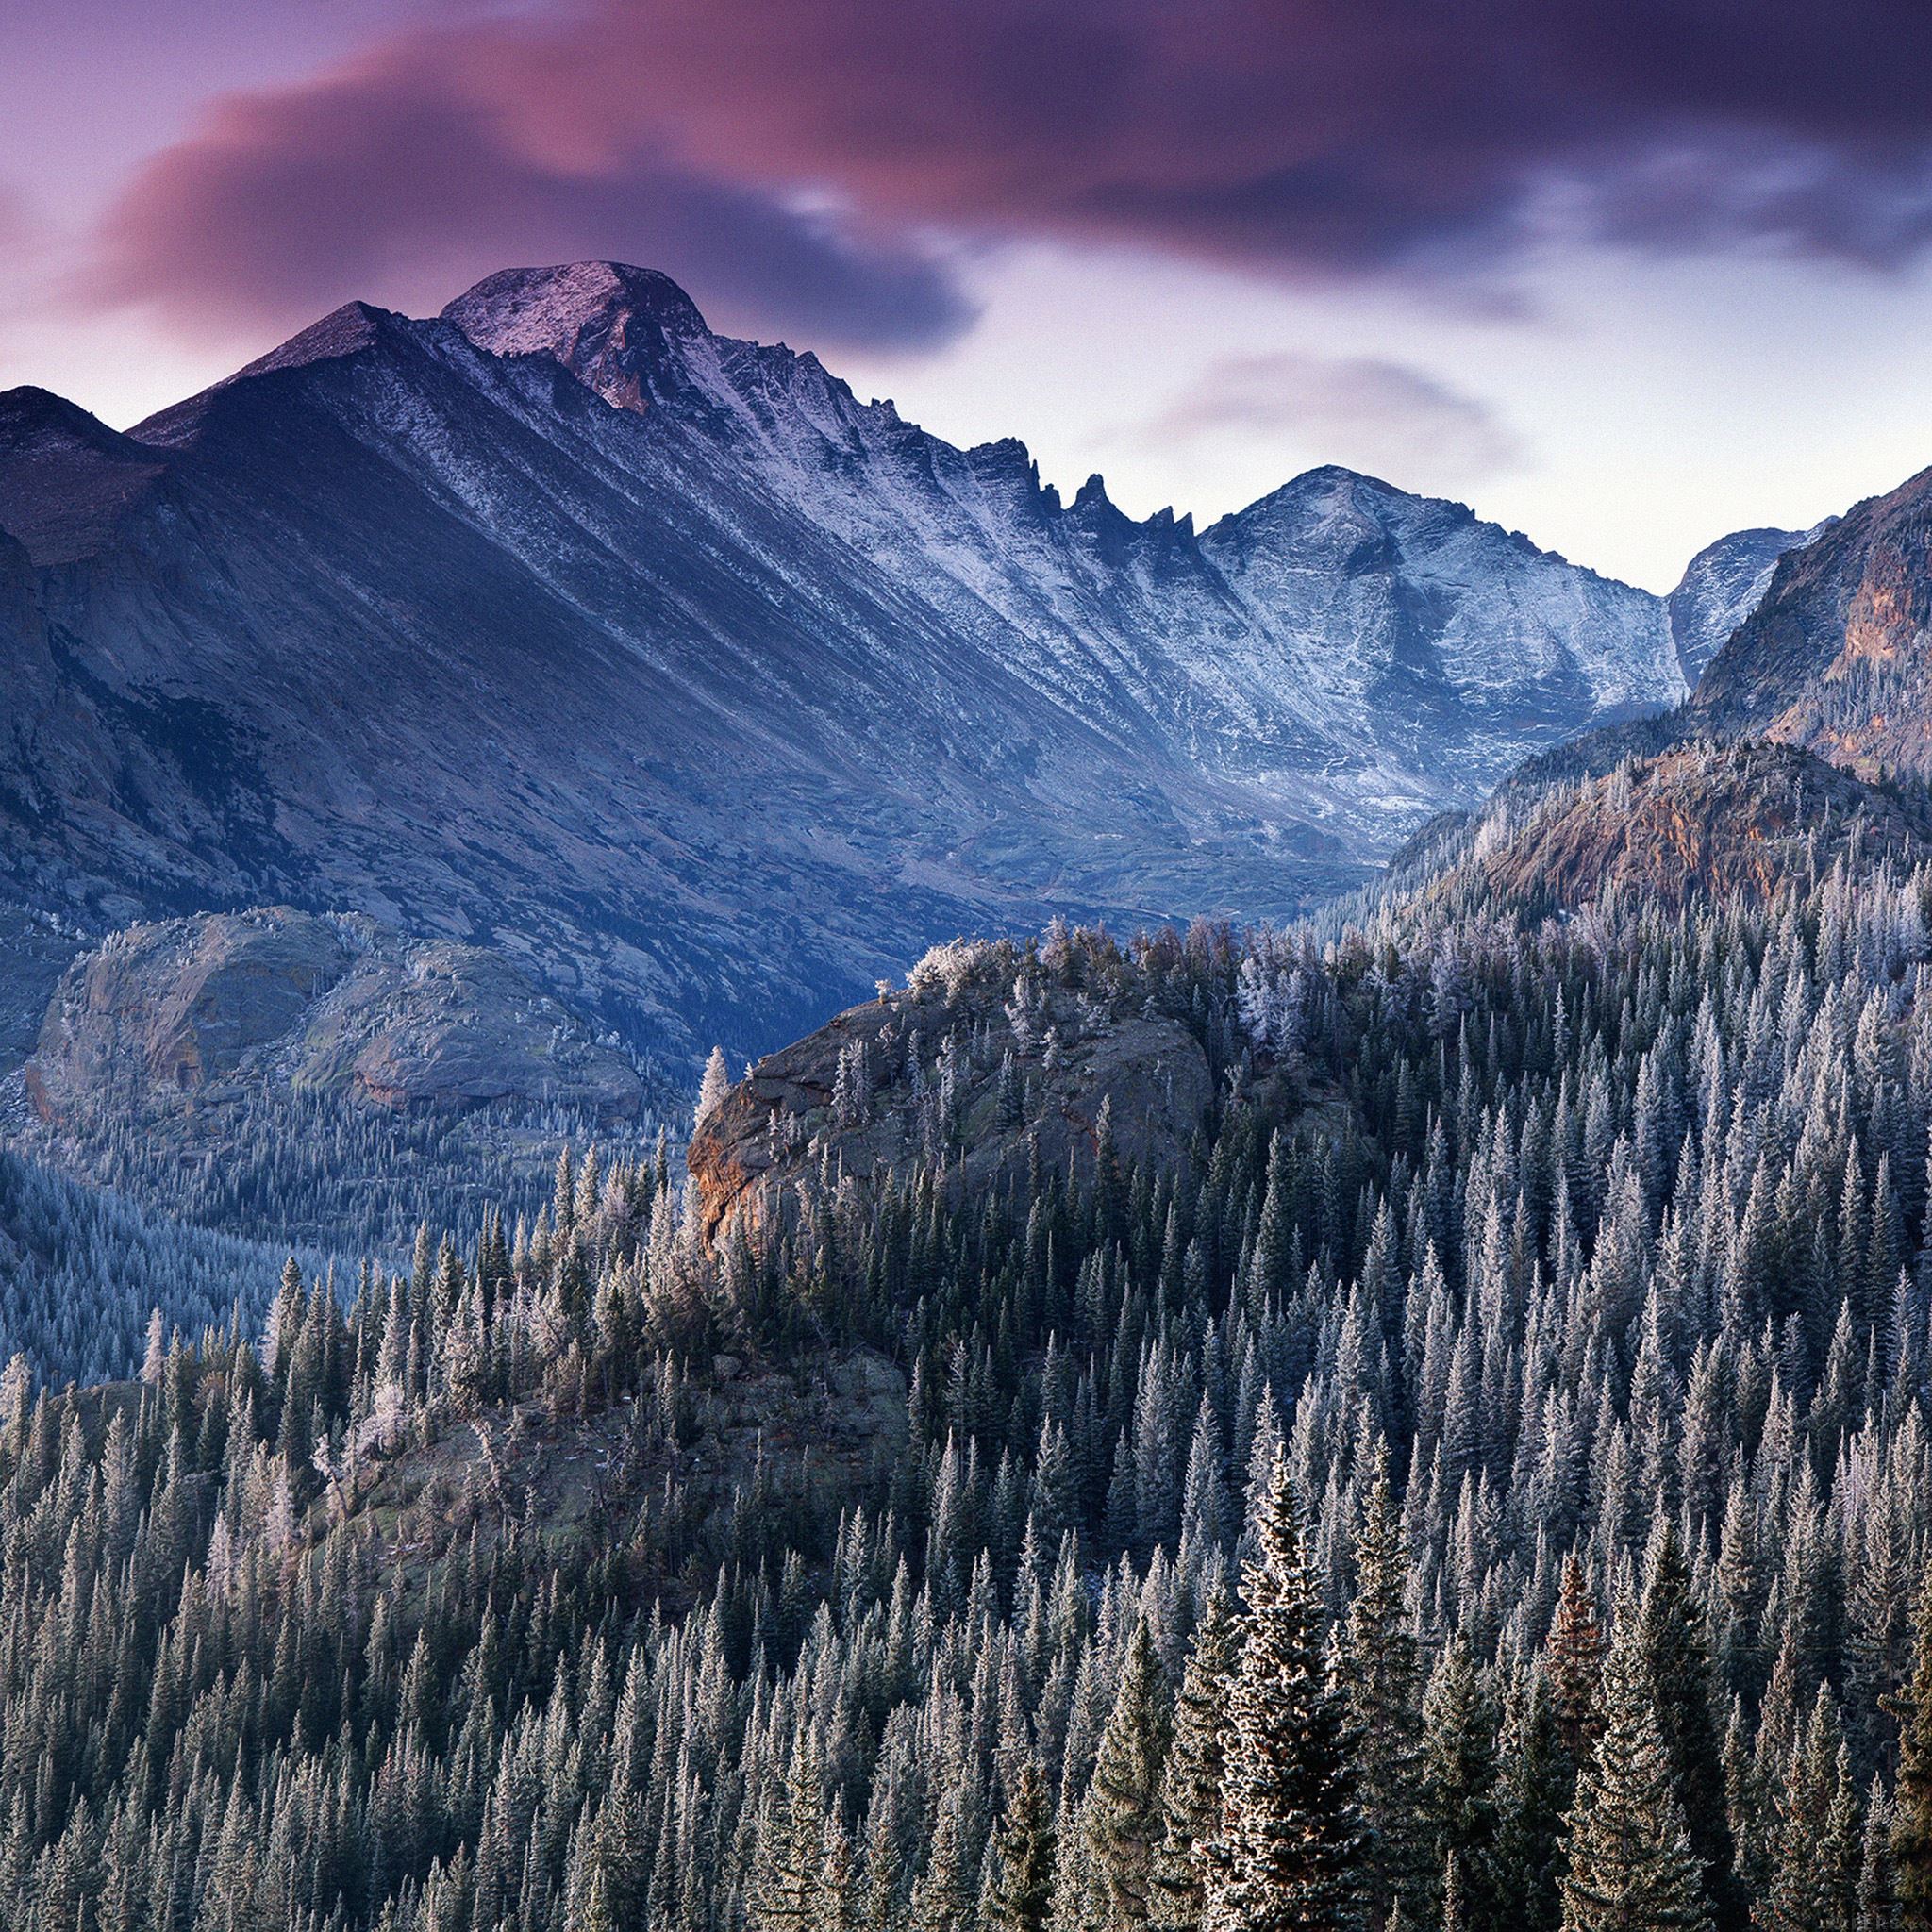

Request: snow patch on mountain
left=1668, top=521, right=1832, bottom=688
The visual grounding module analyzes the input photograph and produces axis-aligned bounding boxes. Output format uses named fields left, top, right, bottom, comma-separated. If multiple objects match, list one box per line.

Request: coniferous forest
left=17, top=14, right=1932, bottom=1924
left=3, top=845, right=1932, bottom=1932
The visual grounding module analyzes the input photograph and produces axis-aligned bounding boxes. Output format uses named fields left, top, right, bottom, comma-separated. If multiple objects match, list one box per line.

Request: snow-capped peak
left=443, top=263, right=708, bottom=353
left=441, top=262, right=711, bottom=411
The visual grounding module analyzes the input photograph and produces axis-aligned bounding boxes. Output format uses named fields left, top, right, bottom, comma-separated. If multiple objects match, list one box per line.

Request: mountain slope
left=0, top=261, right=1686, bottom=1065
left=1409, top=739, right=1932, bottom=914
left=1667, top=522, right=1819, bottom=686
left=1690, top=466, right=1932, bottom=776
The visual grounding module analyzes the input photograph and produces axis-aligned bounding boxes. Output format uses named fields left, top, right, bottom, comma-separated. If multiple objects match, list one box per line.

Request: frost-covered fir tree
left=1638, top=1526, right=1744, bottom=1932
left=1150, top=1585, right=1240, bottom=1932
left=1208, top=1453, right=1363, bottom=1932
left=988, top=1761, right=1057, bottom=1932
left=1084, top=1616, right=1174, bottom=1929
left=1559, top=1620, right=1712, bottom=1932
left=697, top=1043, right=732, bottom=1123
left=1892, top=1571, right=1932, bottom=1927
left=1344, top=1456, right=1427, bottom=1930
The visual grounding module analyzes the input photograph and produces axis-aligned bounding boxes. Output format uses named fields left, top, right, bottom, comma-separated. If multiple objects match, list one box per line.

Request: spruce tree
left=1640, top=1526, right=1745, bottom=1932
left=1495, top=1668, right=1570, bottom=1932
left=1151, top=1585, right=1240, bottom=1932
left=990, top=1762, right=1058, bottom=1932
left=1892, top=1569, right=1932, bottom=1927
left=1208, top=1453, right=1363, bottom=1932
left=1085, top=1615, right=1174, bottom=1929
left=698, top=1045, right=732, bottom=1122
left=817, top=1817, right=863, bottom=1932
left=1344, top=1456, right=1427, bottom=1931
left=1420, top=1637, right=1502, bottom=1932
left=1548, top=1553, right=1606, bottom=1777
left=752, top=1730, right=826, bottom=1932
left=1559, top=1621, right=1713, bottom=1932
left=1863, top=1778, right=1900, bottom=1932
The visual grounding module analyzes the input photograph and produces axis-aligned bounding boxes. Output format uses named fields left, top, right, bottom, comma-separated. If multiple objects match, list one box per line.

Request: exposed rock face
left=27, top=908, right=642, bottom=1126
left=1690, top=469, right=1932, bottom=776
left=0, top=260, right=1687, bottom=1068
left=1421, top=741, right=1932, bottom=913
left=341, top=1345, right=908, bottom=1601
left=689, top=941, right=1214, bottom=1240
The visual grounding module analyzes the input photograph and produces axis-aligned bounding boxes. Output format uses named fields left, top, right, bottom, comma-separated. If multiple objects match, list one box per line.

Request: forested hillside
left=5, top=807, right=1932, bottom=1930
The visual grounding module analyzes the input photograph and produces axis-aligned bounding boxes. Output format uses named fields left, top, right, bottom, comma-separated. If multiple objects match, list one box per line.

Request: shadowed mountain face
left=0, top=261, right=1688, bottom=1066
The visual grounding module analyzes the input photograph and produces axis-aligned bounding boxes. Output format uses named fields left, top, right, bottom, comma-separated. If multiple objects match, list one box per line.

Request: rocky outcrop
left=27, top=907, right=642, bottom=1127
left=1423, top=741, right=1932, bottom=914
left=341, top=1346, right=908, bottom=1599
left=689, top=939, right=1215, bottom=1240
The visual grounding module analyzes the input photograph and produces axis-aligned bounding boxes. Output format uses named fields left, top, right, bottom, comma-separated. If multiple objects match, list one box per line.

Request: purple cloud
left=77, top=0, right=1932, bottom=350
left=80, top=34, right=972, bottom=352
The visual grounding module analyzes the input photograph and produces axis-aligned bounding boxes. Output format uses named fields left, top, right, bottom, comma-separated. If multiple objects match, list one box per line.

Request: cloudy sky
left=8, top=0, right=1932, bottom=588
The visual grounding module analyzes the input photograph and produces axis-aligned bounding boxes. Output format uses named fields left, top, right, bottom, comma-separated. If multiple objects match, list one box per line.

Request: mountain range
left=0, top=259, right=1766, bottom=1076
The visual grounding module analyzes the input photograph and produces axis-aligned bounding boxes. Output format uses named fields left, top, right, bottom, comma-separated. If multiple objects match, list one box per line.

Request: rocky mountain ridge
left=1690, top=464, right=1932, bottom=776
left=688, top=941, right=1218, bottom=1243
left=1666, top=522, right=1823, bottom=685
left=1408, top=739, right=1932, bottom=915
left=0, top=259, right=1693, bottom=1076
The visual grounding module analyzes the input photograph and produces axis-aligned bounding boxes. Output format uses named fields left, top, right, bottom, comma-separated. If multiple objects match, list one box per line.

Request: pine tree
left=1548, top=1553, right=1606, bottom=1776
left=1208, top=1452, right=1363, bottom=1932
left=989, top=1762, right=1058, bottom=1932
left=910, top=1787, right=975, bottom=1932
left=1151, top=1585, right=1240, bottom=1932
left=1085, top=1616, right=1174, bottom=1928
left=1420, top=1636, right=1502, bottom=1931
left=752, top=1729, right=826, bottom=1932
left=1495, top=1668, right=1569, bottom=1932
left=1863, top=1779, right=1900, bottom=1932
left=1344, top=1455, right=1427, bottom=1931
left=1640, top=1526, right=1745, bottom=1932
left=1559, top=1621, right=1713, bottom=1932
left=698, top=1044, right=733, bottom=1123
left=817, top=1816, right=863, bottom=1932
left=1891, top=1569, right=1932, bottom=1927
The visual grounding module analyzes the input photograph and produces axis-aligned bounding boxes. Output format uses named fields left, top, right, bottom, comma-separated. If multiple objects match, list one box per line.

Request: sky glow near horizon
left=8, top=0, right=1932, bottom=591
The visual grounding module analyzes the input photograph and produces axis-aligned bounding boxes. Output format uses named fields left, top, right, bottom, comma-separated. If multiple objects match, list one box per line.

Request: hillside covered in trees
left=3, top=758, right=1932, bottom=1931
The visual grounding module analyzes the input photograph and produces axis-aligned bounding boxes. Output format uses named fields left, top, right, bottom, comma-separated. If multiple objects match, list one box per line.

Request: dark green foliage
left=1210, top=1455, right=1364, bottom=1930
left=1893, top=1575, right=1932, bottom=1926
left=1561, top=1623, right=1713, bottom=1932
left=1085, top=1618, right=1174, bottom=1929
left=1422, top=1637, right=1503, bottom=1929
left=1151, top=1587, right=1240, bottom=1932
left=1495, top=1670, right=1570, bottom=1932
left=1640, top=1527, right=1745, bottom=1932
left=3, top=859, right=1932, bottom=1932
left=990, top=1763, right=1058, bottom=1932
left=1346, top=1454, right=1428, bottom=1930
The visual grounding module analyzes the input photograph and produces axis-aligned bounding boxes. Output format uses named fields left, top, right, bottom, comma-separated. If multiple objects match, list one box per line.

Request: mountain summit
left=0, top=261, right=1690, bottom=1064
left=442, top=262, right=712, bottom=411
